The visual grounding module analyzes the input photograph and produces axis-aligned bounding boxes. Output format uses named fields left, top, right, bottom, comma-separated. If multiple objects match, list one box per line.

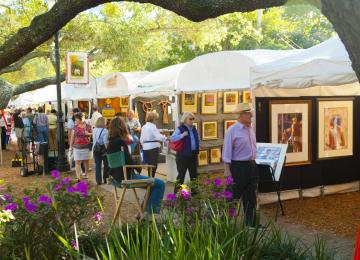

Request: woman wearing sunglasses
left=170, top=112, right=199, bottom=192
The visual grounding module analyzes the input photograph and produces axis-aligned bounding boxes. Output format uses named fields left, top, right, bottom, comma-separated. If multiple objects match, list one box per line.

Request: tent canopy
left=176, top=50, right=301, bottom=92
left=96, top=71, right=150, bottom=98
left=251, top=37, right=357, bottom=89
left=132, top=63, right=187, bottom=97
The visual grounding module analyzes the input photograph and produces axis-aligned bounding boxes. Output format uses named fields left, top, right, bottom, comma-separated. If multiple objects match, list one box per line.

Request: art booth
left=250, top=37, right=360, bottom=203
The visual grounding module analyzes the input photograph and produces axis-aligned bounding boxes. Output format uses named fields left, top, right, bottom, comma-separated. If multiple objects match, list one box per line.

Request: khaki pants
left=49, top=128, right=57, bottom=151
left=15, top=128, right=23, bottom=151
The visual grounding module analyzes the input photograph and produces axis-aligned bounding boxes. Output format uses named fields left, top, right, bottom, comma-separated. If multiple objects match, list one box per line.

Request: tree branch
left=12, top=74, right=66, bottom=96
left=0, top=51, right=50, bottom=75
left=0, top=0, right=287, bottom=71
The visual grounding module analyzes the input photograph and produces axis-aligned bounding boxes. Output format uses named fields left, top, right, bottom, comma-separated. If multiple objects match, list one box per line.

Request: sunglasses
left=189, top=118, right=195, bottom=120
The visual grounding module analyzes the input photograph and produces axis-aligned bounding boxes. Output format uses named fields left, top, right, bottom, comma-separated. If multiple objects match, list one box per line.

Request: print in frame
left=317, top=98, right=354, bottom=159
left=269, top=99, right=312, bottom=166
left=201, top=92, right=218, bottom=114
left=202, top=121, right=218, bottom=140
left=223, top=91, right=239, bottom=113
left=198, top=150, right=208, bottom=166
left=181, top=93, right=198, bottom=113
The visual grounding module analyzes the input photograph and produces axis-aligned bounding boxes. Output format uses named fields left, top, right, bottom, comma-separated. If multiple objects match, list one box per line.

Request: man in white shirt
left=90, top=106, right=102, bottom=128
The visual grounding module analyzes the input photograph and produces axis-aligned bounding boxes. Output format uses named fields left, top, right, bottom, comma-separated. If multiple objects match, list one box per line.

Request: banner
left=66, top=52, right=89, bottom=84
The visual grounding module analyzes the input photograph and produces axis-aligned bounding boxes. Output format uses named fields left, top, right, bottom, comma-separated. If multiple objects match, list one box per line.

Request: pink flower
left=70, top=239, right=78, bottom=250
left=223, top=191, right=233, bottom=200
left=53, top=182, right=62, bottom=192
left=180, top=189, right=190, bottom=200
left=76, top=181, right=89, bottom=197
left=24, top=202, right=37, bottom=213
left=37, top=195, right=52, bottom=206
left=4, top=202, right=18, bottom=212
left=63, top=177, right=71, bottom=185
left=51, top=170, right=60, bottom=179
left=225, top=176, right=233, bottom=186
left=66, top=186, right=76, bottom=193
left=166, top=193, right=177, bottom=201
left=228, top=207, right=236, bottom=217
left=213, top=192, right=222, bottom=199
left=214, top=178, right=222, bottom=186
left=94, top=212, right=102, bottom=222
left=203, top=178, right=211, bottom=185
left=2, top=193, right=12, bottom=201
left=22, top=197, right=30, bottom=204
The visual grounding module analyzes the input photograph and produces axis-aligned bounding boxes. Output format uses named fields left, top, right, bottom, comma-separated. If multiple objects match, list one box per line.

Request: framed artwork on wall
left=120, top=96, right=129, bottom=108
left=181, top=93, right=198, bottom=113
left=210, top=147, right=222, bottom=164
left=198, top=150, right=208, bottom=166
left=242, top=90, right=251, bottom=104
left=224, top=119, right=237, bottom=137
left=269, top=100, right=312, bottom=166
left=202, top=121, right=218, bottom=140
left=223, top=91, right=239, bottom=113
left=201, top=92, right=218, bottom=114
left=317, top=98, right=354, bottom=159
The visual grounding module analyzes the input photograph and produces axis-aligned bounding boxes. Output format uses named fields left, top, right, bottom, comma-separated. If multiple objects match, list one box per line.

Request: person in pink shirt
left=222, top=103, right=257, bottom=227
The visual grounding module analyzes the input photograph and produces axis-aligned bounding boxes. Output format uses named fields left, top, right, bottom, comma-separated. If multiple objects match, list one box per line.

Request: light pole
left=49, top=0, right=70, bottom=171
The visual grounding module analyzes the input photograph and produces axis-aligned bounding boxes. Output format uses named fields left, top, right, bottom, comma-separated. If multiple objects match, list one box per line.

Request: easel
left=257, top=157, right=286, bottom=221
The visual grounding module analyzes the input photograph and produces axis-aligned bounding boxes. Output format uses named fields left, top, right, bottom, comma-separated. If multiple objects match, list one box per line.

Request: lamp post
left=49, top=0, right=70, bottom=171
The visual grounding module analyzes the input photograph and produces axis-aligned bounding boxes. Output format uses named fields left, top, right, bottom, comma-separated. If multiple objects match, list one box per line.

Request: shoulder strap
left=98, top=128, right=105, bottom=140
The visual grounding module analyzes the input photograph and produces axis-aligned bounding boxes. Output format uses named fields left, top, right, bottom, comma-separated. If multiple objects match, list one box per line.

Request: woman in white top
left=140, top=111, right=167, bottom=177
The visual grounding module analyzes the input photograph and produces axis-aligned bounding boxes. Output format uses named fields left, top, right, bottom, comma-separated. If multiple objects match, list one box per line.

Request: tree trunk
left=321, top=0, right=360, bottom=80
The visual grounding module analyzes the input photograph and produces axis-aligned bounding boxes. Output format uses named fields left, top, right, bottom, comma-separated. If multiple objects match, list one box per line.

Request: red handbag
left=169, top=140, right=184, bottom=152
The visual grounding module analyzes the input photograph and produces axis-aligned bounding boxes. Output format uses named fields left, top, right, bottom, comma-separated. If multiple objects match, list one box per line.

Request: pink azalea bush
left=0, top=170, right=103, bottom=259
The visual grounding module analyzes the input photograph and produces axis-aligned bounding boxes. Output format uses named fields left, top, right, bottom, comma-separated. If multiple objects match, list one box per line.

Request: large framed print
left=201, top=92, right=218, bottom=114
left=256, top=143, right=287, bottom=181
left=66, top=52, right=89, bottom=84
left=317, top=98, right=354, bottom=159
left=198, top=150, right=208, bottom=166
left=223, top=91, right=239, bottom=113
left=270, top=100, right=312, bottom=166
left=224, top=119, right=237, bottom=137
left=120, top=96, right=129, bottom=108
left=202, top=121, right=218, bottom=140
left=181, top=93, right=197, bottom=113
left=242, top=90, right=251, bottom=104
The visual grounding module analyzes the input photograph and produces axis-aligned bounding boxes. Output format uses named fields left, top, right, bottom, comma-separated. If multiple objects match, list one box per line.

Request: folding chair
left=107, top=147, right=155, bottom=227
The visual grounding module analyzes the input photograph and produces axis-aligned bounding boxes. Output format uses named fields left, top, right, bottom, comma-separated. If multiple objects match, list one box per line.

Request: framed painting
left=120, top=96, right=129, bottom=108
left=210, top=147, right=222, bottom=164
left=242, top=90, right=251, bottom=104
left=66, top=52, right=89, bottom=84
left=255, top=143, right=288, bottom=181
left=317, top=98, right=354, bottom=159
left=269, top=100, right=312, bottom=166
left=181, top=93, right=197, bottom=113
left=202, top=121, right=218, bottom=140
left=223, top=91, right=239, bottom=113
left=198, top=150, right=208, bottom=166
left=201, top=92, right=218, bottom=114
left=224, top=119, right=237, bottom=137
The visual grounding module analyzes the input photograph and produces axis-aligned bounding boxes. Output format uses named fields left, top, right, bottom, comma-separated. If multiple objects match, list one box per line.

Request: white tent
left=251, top=37, right=357, bottom=89
left=176, top=50, right=301, bottom=92
left=132, top=63, right=187, bottom=97
left=96, top=71, right=150, bottom=98
left=63, top=78, right=97, bottom=101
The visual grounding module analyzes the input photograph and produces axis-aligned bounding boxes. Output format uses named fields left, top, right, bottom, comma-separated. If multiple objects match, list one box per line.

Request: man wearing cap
left=222, top=103, right=258, bottom=227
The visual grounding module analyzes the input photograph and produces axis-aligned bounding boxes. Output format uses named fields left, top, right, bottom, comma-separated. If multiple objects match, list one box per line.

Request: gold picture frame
left=210, top=147, right=222, bottom=164
left=269, top=99, right=312, bottom=166
left=223, top=91, right=239, bottom=113
left=120, top=96, right=129, bottom=108
left=224, top=119, right=237, bottom=137
left=181, top=93, right=197, bottom=113
left=317, top=98, right=354, bottom=159
left=201, top=92, right=218, bottom=114
left=202, top=121, right=218, bottom=140
left=242, top=90, right=251, bottom=104
left=198, top=150, right=208, bottom=166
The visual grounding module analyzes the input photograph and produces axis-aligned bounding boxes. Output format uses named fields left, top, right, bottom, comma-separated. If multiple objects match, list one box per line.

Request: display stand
left=257, top=157, right=286, bottom=221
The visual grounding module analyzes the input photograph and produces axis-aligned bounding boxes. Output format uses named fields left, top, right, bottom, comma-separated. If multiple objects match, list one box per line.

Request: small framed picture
left=223, top=91, right=239, bottom=113
left=181, top=93, right=197, bottom=113
left=198, top=150, right=208, bottom=166
left=224, top=120, right=237, bottom=136
left=201, top=92, right=218, bottom=114
left=202, top=121, right=218, bottom=140
left=120, top=96, right=129, bottom=108
left=210, top=147, right=222, bottom=164
left=66, top=52, right=89, bottom=84
left=242, top=90, right=251, bottom=104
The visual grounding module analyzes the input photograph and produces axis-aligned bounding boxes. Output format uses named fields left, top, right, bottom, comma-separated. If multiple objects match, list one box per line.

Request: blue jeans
left=93, top=152, right=109, bottom=184
left=36, top=126, right=48, bottom=143
left=130, top=134, right=139, bottom=153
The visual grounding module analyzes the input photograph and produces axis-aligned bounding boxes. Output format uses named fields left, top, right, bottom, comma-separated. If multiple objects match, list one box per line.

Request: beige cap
left=233, top=103, right=252, bottom=114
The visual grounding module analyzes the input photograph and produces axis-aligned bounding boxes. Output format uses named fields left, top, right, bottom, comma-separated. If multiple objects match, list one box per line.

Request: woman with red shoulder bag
left=170, top=112, right=199, bottom=192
